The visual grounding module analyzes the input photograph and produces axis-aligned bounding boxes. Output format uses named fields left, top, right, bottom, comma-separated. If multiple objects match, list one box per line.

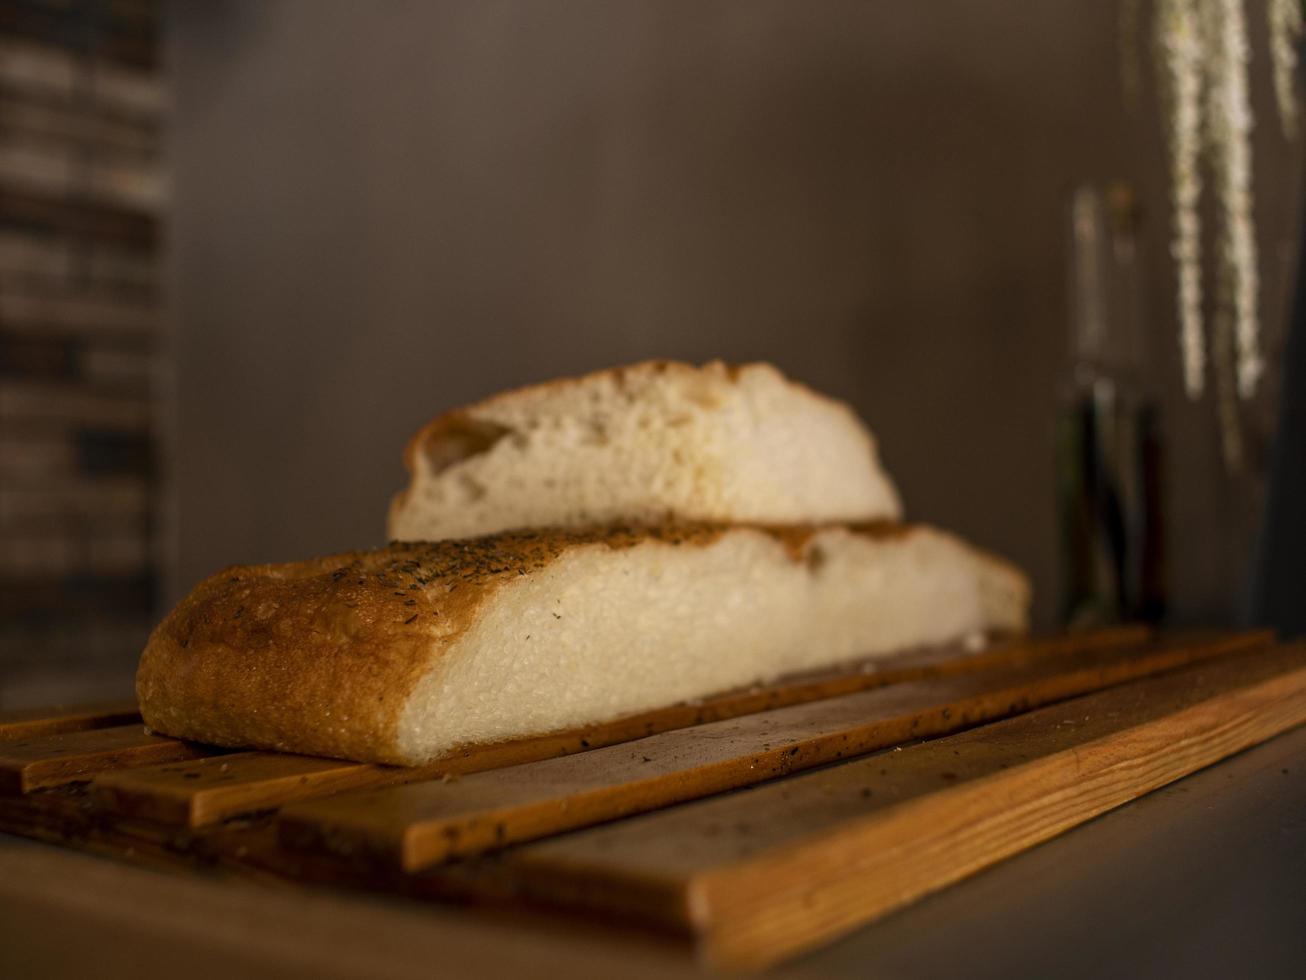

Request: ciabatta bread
left=388, top=361, right=901, bottom=541
left=137, top=523, right=1028, bottom=765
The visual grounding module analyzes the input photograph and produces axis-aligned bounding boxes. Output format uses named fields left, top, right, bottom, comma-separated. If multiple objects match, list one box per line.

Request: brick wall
left=0, top=0, right=165, bottom=707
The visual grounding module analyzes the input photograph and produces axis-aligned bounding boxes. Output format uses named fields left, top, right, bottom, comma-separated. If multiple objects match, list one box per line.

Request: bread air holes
left=805, top=545, right=828, bottom=574
left=420, top=417, right=514, bottom=475
left=580, top=418, right=609, bottom=446
left=456, top=473, right=487, bottom=502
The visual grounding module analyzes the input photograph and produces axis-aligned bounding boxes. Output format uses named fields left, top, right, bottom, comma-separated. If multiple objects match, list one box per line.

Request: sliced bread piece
left=137, top=523, right=1029, bottom=765
left=388, top=361, right=901, bottom=541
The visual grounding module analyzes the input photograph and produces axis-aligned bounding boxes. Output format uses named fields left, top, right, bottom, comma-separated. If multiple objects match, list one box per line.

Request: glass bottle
left=1056, top=183, right=1166, bottom=628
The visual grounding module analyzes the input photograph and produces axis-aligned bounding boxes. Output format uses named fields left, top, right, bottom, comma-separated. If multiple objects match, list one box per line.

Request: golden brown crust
left=139, top=530, right=585, bottom=762
left=137, top=521, right=910, bottom=763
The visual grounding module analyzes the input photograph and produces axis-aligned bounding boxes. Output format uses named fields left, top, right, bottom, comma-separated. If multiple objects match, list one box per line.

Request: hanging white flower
left=1203, top=0, right=1263, bottom=398
left=1154, top=0, right=1292, bottom=449
left=1269, top=0, right=1303, bottom=137
left=1157, top=0, right=1207, bottom=397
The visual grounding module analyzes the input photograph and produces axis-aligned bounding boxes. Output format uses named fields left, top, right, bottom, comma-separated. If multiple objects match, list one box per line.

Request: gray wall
left=168, top=1, right=1302, bottom=629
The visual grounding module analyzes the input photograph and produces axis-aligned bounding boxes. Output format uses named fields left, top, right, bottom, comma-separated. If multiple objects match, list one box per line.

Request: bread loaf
left=388, top=361, right=901, bottom=541
left=137, top=523, right=1028, bottom=765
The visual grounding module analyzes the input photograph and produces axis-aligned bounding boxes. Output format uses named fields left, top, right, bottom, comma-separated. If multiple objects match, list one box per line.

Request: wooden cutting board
left=2, top=629, right=1303, bottom=971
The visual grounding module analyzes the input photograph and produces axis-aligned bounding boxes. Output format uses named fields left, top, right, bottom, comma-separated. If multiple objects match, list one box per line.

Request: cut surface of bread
left=137, top=523, right=1029, bottom=765
left=389, top=361, right=902, bottom=541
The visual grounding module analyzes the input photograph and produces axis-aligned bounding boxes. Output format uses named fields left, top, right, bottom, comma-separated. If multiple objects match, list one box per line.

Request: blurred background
left=1, top=0, right=1302, bottom=707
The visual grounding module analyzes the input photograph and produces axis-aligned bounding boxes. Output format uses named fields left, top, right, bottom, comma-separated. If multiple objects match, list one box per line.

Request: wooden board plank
left=0, top=725, right=211, bottom=793
left=0, top=700, right=140, bottom=741
left=95, top=752, right=378, bottom=826
left=278, top=631, right=1268, bottom=872
left=93, top=628, right=1152, bottom=828
left=496, top=643, right=1306, bottom=970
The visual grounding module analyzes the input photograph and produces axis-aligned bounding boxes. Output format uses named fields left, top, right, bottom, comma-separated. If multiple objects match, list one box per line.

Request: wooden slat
left=93, top=628, right=1151, bottom=828
left=497, top=642, right=1306, bottom=970
left=95, top=752, right=377, bottom=826
left=0, top=725, right=211, bottom=793
left=278, top=630, right=1268, bottom=872
left=0, top=700, right=140, bottom=741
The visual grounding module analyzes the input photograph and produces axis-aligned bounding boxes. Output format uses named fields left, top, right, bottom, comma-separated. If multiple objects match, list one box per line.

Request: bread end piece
left=389, top=360, right=902, bottom=541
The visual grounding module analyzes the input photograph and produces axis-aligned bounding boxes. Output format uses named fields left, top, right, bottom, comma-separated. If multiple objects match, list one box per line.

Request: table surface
left=3, top=723, right=1305, bottom=980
